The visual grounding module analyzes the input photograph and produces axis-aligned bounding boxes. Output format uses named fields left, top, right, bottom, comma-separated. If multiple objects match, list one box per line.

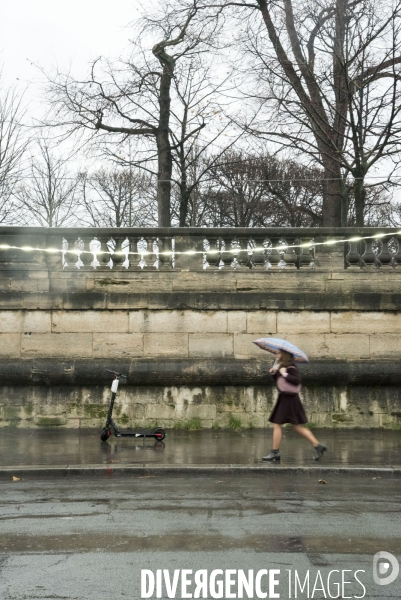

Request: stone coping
left=1, top=292, right=401, bottom=311
left=0, top=358, right=400, bottom=385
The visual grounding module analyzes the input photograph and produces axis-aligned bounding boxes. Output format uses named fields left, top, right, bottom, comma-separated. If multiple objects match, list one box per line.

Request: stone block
left=331, top=311, right=401, bottom=334
left=10, top=279, right=38, bottom=292
left=63, top=293, right=106, bottom=310
left=21, top=333, right=93, bottom=358
left=144, top=333, right=188, bottom=357
left=0, top=292, right=24, bottom=309
left=146, top=403, right=177, bottom=420
left=272, top=333, right=329, bottom=359
left=237, top=274, right=325, bottom=293
left=0, top=311, right=22, bottom=332
left=51, top=279, right=87, bottom=293
left=23, top=311, right=51, bottom=333
left=323, top=334, right=370, bottom=359
left=0, top=278, right=11, bottom=291
left=234, top=334, right=268, bottom=359
left=277, top=311, right=330, bottom=334
left=94, top=278, right=173, bottom=293
left=370, top=335, right=401, bottom=358
left=186, top=404, right=217, bottom=420
left=37, top=280, right=50, bottom=292
left=106, top=293, right=148, bottom=309
left=93, top=333, right=144, bottom=358
left=189, top=334, right=234, bottom=358
left=52, top=310, right=129, bottom=333
left=172, top=274, right=235, bottom=292
left=24, top=293, right=64, bottom=310
left=227, top=311, right=247, bottom=333
left=0, top=334, right=20, bottom=358
left=130, top=310, right=227, bottom=333
left=246, top=311, right=277, bottom=334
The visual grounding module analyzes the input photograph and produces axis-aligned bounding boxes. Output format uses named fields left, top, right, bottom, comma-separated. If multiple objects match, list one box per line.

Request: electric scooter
left=100, top=369, right=166, bottom=442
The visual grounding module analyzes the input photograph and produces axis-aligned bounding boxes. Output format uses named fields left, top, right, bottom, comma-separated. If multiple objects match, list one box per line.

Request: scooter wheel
left=153, top=428, right=165, bottom=441
left=100, top=428, right=111, bottom=442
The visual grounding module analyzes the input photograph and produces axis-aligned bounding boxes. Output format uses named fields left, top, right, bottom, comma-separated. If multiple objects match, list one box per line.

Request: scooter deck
left=114, top=432, right=157, bottom=438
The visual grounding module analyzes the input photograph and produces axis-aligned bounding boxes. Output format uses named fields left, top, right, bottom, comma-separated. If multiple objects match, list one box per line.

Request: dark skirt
left=269, top=393, right=308, bottom=425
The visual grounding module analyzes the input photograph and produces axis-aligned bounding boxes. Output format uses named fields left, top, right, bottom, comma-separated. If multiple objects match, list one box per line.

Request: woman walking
left=262, top=349, right=327, bottom=462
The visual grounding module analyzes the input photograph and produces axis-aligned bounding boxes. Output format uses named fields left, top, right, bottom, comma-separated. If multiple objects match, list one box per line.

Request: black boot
left=314, top=443, right=327, bottom=461
left=263, top=449, right=281, bottom=462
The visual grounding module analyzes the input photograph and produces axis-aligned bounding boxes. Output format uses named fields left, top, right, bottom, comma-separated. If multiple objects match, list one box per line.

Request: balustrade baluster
left=392, top=235, right=401, bottom=268
left=248, top=237, right=265, bottom=269
left=203, top=238, right=218, bottom=268
left=157, top=236, right=174, bottom=270
left=230, top=237, right=241, bottom=269
left=218, top=238, right=231, bottom=269
left=105, top=238, right=116, bottom=268
left=152, top=237, right=161, bottom=269
left=377, top=240, right=393, bottom=268
left=61, top=238, right=68, bottom=269
left=361, top=240, right=378, bottom=268
left=283, top=238, right=297, bottom=269
left=346, top=241, right=361, bottom=268
left=137, top=237, right=148, bottom=270
left=89, top=237, right=101, bottom=269
left=73, top=237, right=85, bottom=269
left=245, top=238, right=256, bottom=269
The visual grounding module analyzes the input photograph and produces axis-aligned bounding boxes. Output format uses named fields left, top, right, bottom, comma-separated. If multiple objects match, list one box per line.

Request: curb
left=1, top=464, right=401, bottom=479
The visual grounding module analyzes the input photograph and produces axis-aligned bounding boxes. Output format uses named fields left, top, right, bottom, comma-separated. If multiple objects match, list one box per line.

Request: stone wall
left=0, top=225, right=401, bottom=429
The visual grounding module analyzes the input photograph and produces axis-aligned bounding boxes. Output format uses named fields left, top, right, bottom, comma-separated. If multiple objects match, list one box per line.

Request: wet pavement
left=0, top=473, right=400, bottom=599
left=0, top=427, right=400, bottom=468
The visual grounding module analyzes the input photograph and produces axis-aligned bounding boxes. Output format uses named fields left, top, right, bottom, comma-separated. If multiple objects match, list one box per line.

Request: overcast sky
left=1, top=0, right=398, bottom=194
left=1, top=0, right=137, bottom=100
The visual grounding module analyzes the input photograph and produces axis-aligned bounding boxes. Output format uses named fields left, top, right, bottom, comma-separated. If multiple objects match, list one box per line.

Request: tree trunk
left=179, top=186, right=191, bottom=226
left=353, top=176, right=366, bottom=226
left=322, top=161, right=343, bottom=226
left=156, top=130, right=172, bottom=226
left=156, top=66, right=173, bottom=227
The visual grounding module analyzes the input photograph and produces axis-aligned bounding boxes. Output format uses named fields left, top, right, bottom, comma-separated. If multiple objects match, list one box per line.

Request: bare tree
left=194, top=0, right=401, bottom=226
left=169, top=58, right=241, bottom=225
left=79, top=168, right=157, bottom=227
left=191, top=151, right=324, bottom=226
left=0, top=82, right=27, bottom=223
left=44, top=1, right=224, bottom=226
left=17, top=139, right=79, bottom=227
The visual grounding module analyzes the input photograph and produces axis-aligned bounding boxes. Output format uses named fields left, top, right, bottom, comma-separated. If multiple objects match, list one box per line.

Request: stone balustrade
left=1, top=226, right=401, bottom=272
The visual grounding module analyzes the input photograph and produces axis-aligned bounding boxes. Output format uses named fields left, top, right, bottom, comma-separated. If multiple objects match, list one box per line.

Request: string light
left=0, top=230, right=399, bottom=260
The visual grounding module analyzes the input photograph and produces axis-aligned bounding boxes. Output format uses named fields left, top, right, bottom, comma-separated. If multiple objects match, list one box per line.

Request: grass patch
left=227, top=416, right=242, bottom=431
left=303, top=422, right=317, bottom=430
left=120, top=413, right=129, bottom=425
left=173, top=418, right=202, bottom=431
left=211, top=421, right=221, bottom=430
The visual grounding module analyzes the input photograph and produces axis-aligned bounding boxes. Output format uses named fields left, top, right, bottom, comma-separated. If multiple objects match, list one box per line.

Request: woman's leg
left=293, top=424, right=319, bottom=446
left=272, top=423, right=282, bottom=450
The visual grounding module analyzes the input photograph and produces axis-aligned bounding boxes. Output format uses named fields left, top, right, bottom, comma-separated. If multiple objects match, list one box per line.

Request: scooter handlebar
left=106, top=369, right=128, bottom=379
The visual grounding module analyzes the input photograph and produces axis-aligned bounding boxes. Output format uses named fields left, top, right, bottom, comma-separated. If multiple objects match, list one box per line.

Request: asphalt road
left=0, top=473, right=400, bottom=599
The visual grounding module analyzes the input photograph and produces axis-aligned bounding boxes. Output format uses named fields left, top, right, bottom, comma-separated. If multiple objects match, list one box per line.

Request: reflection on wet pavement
left=0, top=428, right=400, bottom=467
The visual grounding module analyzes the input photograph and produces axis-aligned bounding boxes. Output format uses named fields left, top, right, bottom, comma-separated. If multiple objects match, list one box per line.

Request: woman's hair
left=278, top=350, right=294, bottom=367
